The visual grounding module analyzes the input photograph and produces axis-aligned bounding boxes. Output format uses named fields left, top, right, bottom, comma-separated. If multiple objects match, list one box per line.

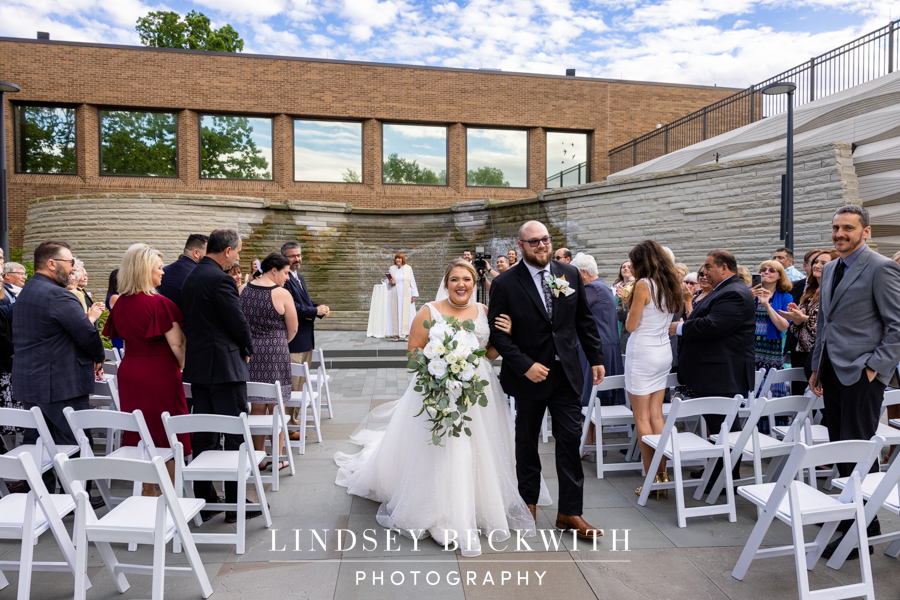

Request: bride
left=334, top=258, right=550, bottom=557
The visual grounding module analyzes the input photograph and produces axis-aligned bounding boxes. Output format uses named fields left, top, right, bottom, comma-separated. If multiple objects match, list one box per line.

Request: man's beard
left=53, top=264, right=70, bottom=286
left=524, top=248, right=550, bottom=268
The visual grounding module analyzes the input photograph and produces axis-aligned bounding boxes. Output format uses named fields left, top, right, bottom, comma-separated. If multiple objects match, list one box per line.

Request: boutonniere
left=548, top=274, right=575, bottom=297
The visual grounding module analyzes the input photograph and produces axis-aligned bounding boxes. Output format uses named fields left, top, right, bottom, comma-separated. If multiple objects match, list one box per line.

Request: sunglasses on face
left=759, top=267, right=779, bottom=274
left=521, top=236, right=551, bottom=248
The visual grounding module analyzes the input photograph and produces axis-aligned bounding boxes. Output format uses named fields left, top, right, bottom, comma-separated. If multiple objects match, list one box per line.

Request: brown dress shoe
left=526, top=504, right=537, bottom=522
left=555, top=513, right=603, bottom=540
left=289, top=430, right=301, bottom=441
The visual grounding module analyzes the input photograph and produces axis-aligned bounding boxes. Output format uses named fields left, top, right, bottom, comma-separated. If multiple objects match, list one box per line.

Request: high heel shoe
left=635, top=471, right=669, bottom=500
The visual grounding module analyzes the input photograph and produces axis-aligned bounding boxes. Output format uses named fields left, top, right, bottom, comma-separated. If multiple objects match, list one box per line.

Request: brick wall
left=1, top=38, right=735, bottom=248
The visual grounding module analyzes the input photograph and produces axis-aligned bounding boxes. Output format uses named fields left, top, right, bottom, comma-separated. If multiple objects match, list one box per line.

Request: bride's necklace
left=447, top=297, right=471, bottom=309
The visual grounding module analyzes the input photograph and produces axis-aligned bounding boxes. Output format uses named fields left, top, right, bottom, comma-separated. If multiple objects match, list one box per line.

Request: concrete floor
left=2, top=338, right=899, bottom=599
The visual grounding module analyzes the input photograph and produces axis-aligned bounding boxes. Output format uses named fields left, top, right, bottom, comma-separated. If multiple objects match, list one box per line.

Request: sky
left=1, top=1, right=898, bottom=89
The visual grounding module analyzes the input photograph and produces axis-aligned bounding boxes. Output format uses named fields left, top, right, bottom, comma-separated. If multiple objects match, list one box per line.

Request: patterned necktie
left=831, top=260, right=846, bottom=299
left=540, top=270, right=553, bottom=319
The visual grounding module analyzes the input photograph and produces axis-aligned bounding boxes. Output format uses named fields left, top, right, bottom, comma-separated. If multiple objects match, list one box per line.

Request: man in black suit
left=158, top=234, right=209, bottom=312
left=181, top=228, right=254, bottom=522
left=489, top=221, right=605, bottom=539
left=12, top=241, right=106, bottom=444
left=280, top=242, right=329, bottom=437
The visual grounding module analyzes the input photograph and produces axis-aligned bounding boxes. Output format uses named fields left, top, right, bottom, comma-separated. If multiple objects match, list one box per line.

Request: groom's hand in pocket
left=525, top=362, right=550, bottom=383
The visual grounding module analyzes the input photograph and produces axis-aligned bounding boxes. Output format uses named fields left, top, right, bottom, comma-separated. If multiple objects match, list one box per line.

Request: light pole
left=761, top=81, right=797, bottom=250
left=0, top=81, right=21, bottom=259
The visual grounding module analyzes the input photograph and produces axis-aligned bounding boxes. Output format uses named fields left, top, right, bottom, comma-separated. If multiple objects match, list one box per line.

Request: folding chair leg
left=886, top=538, right=900, bottom=558
left=732, top=506, right=778, bottom=580
left=281, top=408, right=296, bottom=476
left=95, top=541, right=130, bottom=593
left=73, top=527, right=89, bottom=600
left=236, top=478, right=247, bottom=555
left=179, top=522, right=214, bottom=598
left=787, top=485, right=813, bottom=599
left=18, top=505, right=36, bottom=600
left=0, top=571, right=8, bottom=592
left=151, top=539, right=166, bottom=600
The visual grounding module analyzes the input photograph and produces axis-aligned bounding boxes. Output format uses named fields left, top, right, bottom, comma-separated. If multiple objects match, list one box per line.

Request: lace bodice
left=427, top=303, right=490, bottom=349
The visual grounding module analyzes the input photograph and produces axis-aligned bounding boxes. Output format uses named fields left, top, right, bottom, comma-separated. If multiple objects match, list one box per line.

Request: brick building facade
left=1, top=37, right=736, bottom=249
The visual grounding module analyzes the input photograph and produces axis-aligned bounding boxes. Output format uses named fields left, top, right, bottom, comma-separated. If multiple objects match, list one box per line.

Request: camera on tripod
left=472, top=246, right=492, bottom=274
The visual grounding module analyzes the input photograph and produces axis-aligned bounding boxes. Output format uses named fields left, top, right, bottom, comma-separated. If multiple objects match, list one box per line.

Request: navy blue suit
left=11, top=273, right=105, bottom=446
left=580, top=277, right=624, bottom=406
left=158, top=255, right=199, bottom=313
left=285, top=271, right=320, bottom=354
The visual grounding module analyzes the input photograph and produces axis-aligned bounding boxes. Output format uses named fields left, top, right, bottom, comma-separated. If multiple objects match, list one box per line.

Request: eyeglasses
left=697, top=273, right=709, bottom=279
left=684, top=280, right=698, bottom=285
left=50, top=257, right=75, bottom=265
left=759, top=267, right=779, bottom=274
left=8, top=271, right=26, bottom=277
left=520, top=236, right=551, bottom=248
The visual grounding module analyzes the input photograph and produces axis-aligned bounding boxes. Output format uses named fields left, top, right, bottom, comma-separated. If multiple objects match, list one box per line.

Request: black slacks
left=514, top=362, right=584, bottom=516
left=190, top=381, right=248, bottom=504
left=820, top=353, right=884, bottom=477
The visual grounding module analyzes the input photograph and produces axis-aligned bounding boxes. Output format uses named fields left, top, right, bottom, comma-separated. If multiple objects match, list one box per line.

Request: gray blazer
left=811, top=245, right=900, bottom=386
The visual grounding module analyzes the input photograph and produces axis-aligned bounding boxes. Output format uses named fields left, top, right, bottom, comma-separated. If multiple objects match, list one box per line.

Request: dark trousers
left=190, top=381, right=248, bottom=504
left=515, top=362, right=584, bottom=515
left=820, top=354, right=884, bottom=477
left=23, top=396, right=90, bottom=493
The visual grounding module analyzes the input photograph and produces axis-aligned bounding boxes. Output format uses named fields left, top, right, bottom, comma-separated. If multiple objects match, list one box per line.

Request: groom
left=489, top=220, right=606, bottom=539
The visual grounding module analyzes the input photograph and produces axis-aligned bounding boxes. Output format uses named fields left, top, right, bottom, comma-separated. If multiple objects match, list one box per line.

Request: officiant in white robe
left=385, top=253, right=418, bottom=340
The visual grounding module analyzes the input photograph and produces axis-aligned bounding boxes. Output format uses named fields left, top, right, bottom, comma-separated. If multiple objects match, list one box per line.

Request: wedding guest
left=68, top=259, right=88, bottom=312
left=489, top=255, right=510, bottom=278
left=227, top=263, right=242, bottom=287
left=554, top=248, right=572, bottom=263
left=105, top=269, right=124, bottom=353
left=780, top=249, right=837, bottom=378
left=614, top=260, right=635, bottom=351
left=773, top=247, right=806, bottom=282
left=462, top=250, right=473, bottom=263
left=385, top=253, right=418, bottom=341
left=241, top=253, right=297, bottom=469
left=625, top=240, right=683, bottom=497
left=736, top=265, right=752, bottom=286
left=682, top=272, right=699, bottom=313
left=507, top=248, right=518, bottom=266
left=3, top=262, right=27, bottom=298
left=0, top=283, right=18, bottom=434
left=102, top=243, right=189, bottom=495
left=751, top=260, right=793, bottom=416
left=692, top=265, right=713, bottom=309
left=77, top=268, right=94, bottom=306
left=181, top=228, right=256, bottom=522
left=888, top=250, right=900, bottom=451
left=281, top=242, right=328, bottom=440
left=572, top=252, right=624, bottom=407
left=158, top=233, right=209, bottom=313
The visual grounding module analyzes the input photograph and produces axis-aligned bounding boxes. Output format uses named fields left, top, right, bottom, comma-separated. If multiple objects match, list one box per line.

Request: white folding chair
left=637, top=395, right=742, bottom=527
left=287, top=362, right=322, bottom=455
left=0, top=407, right=79, bottom=494
left=826, top=440, right=900, bottom=568
left=54, top=454, right=212, bottom=600
left=732, top=438, right=883, bottom=600
left=88, top=378, right=123, bottom=456
left=246, top=381, right=295, bottom=491
left=0, top=453, right=85, bottom=599
left=162, top=411, right=272, bottom=554
left=63, top=407, right=174, bottom=509
left=579, top=375, right=639, bottom=479
left=759, top=366, right=808, bottom=399
left=104, top=348, right=122, bottom=365
left=311, top=348, right=334, bottom=419
left=876, top=390, right=900, bottom=469
left=706, top=394, right=817, bottom=503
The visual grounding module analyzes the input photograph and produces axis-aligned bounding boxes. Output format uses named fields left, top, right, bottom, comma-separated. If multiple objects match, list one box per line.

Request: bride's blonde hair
left=442, top=258, right=478, bottom=288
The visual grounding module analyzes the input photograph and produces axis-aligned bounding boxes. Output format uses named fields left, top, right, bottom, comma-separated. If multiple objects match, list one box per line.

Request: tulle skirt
left=334, top=361, right=551, bottom=557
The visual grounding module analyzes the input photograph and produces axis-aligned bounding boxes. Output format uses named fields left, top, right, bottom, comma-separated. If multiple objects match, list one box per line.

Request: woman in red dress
left=103, top=243, right=190, bottom=495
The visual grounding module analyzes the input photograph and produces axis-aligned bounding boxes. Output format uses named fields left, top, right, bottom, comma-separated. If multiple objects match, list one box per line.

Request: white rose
left=427, top=358, right=448, bottom=378
left=445, top=379, right=463, bottom=400
left=423, top=340, right=440, bottom=360
left=450, top=363, right=461, bottom=374
left=433, top=342, right=446, bottom=356
left=460, top=363, right=476, bottom=382
left=429, top=321, right=454, bottom=341
left=445, top=351, right=458, bottom=364
left=466, top=332, right=479, bottom=350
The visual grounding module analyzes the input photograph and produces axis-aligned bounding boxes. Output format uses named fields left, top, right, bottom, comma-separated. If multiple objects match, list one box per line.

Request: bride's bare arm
left=407, top=305, right=433, bottom=353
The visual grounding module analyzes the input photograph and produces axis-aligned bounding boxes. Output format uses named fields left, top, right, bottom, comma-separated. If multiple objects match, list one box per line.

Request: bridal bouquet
left=407, top=316, right=490, bottom=445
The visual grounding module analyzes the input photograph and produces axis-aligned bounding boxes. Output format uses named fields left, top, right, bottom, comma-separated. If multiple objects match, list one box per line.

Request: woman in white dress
left=384, top=253, right=418, bottom=341
left=624, top=240, right=684, bottom=497
left=335, top=258, right=550, bottom=557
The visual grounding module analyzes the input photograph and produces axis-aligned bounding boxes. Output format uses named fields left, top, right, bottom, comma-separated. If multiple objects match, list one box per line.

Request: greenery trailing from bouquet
left=407, top=315, right=489, bottom=445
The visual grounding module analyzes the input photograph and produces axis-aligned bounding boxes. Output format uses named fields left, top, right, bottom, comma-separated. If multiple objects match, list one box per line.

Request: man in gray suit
left=810, top=205, right=900, bottom=557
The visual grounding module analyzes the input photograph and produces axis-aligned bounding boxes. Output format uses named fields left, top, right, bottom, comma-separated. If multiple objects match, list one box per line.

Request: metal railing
left=608, top=20, right=900, bottom=174
left=547, top=161, right=587, bottom=188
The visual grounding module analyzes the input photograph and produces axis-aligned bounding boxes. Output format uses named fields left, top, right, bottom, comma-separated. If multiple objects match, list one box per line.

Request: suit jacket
left=181, top=257, right=253, bottom=385
left=158, top=255, right=199, bottom=313
left=11, top=273, right=105, bottom=404
left=488, top=260, right=604, bottom=400
left=584, top=277, right=619, bottom=347
left=678, top=274, right=756, bottom=398
left=285, top=271, right=320, bottom=354
left=811, top=245, right=900, bottom=386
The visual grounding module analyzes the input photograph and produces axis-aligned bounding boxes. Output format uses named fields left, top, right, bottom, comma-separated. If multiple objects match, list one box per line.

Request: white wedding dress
left=334, top=302, right=551, bottom=557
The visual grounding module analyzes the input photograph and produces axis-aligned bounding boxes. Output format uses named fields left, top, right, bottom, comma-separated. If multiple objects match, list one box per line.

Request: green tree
left=136, top=10, right=244, bottom=52
left=201, top=116, right=271, bottom=179
left=467, top=166, right=509, bottom=187
left=382, top=153, right=446, bottom=184
left=16, top=106, right=76, bottom=174
left=342, top=168, right=361, bottom=183
left=100, top=111, right=177, bottom=176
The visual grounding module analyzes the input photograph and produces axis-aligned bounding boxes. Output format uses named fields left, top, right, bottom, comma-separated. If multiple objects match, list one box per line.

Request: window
left=382, top=124, right=447, bottom=185
left=546, top=131, right=588, bottom=188
left=100, top=110, right=176, bottom=177
left=466, top=128, right=527, bottom=187
left=201, top=115, right=272, bottom=180
left=294, top=120, right=362, bottom=182
left=15, top=105, right=76, bottom=174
